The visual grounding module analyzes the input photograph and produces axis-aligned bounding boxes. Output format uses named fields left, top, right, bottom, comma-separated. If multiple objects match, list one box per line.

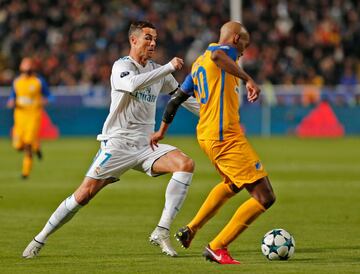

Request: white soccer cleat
left=149, top=227, right=178, bottom=257
left=22, top=239, right=45, bottom=258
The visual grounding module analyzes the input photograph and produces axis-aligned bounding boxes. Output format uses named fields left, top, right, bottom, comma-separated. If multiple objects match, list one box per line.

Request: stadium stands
left=0, top=0, right=358, bottom=89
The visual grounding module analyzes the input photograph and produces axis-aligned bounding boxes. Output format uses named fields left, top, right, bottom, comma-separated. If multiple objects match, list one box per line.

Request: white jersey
left=97, top=56, right=179, bottom=145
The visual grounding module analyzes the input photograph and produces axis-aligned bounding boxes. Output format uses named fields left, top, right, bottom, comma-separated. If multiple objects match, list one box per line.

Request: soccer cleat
left=203, top=245, right=240, bottom=264
left=22, top=239, right=45, bottom=258
left=21, top=174, right=28, bottom=180
left=35, top=150, right=43, bottom=160
left=149, top=227, right=178, bottom=257
left=174, top=226, right=194, bottom=249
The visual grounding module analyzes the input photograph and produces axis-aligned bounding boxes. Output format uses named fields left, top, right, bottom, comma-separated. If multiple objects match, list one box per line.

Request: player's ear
left=233, top=33, right=240, bottom=45
left=129, top=34, right=137, bottom=46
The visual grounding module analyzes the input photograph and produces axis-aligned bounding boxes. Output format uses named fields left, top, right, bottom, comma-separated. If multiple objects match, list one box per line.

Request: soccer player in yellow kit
left=7, top=58, right=51, bottom=179
left=150, top=21, right=276, bottom=264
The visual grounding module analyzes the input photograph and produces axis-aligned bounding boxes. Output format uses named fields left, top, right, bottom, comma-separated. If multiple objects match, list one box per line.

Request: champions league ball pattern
left=261, top=229, right=295, bottom=260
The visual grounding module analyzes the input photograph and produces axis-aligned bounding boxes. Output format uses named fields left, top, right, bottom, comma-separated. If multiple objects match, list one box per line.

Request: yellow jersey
left=181, top=43, right=242, bottom=141
left=10, top=74, right=50, bottom=112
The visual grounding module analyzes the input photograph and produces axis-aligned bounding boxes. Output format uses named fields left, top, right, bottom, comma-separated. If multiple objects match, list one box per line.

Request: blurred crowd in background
left=0, top=0, right=359, bottom=93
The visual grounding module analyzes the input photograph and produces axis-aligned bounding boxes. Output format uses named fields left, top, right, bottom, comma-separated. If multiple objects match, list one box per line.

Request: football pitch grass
left=0, top=136, right=359, bottom=273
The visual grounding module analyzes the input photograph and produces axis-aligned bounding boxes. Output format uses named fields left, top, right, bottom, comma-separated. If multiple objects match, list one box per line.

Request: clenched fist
left=170, top=57, right=184, bottom=70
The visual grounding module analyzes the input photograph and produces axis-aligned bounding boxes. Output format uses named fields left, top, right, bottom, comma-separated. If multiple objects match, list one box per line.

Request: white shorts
left=86, top=138, right=177, bottom=180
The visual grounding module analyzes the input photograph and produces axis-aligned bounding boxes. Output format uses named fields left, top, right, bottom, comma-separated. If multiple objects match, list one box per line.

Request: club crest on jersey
left=29, top=85, right=36, bottom=92
left=255, top=161, right=263, bottom=170
left=95, top=166, right=101, bottom=175
left=132, top=87, right=157, bottom=103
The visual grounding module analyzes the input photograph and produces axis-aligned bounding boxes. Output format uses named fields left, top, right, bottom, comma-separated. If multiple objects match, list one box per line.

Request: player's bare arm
left=41, top=98, right=49, bottom=107
left=150, top=89, right=190, bottom=150
left=211, top=49, right=261, bottom=102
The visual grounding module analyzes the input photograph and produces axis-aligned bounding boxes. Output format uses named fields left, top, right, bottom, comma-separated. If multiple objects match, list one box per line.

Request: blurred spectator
left=339, top=58, right=358, bottom=105
left=242, top=0, right=359, bottom=86
left=300, top=67, right=322, bottom=106
left=0, top=0, right=359, bottom=88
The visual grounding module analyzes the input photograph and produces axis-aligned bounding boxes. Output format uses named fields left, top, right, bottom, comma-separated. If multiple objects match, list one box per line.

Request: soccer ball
left=261, top=228, right=295, bottom=260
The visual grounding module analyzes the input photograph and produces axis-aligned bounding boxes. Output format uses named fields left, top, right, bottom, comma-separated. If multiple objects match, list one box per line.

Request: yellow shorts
left=12, top=109, right=41, bottom=149
left=198, top=136, right=268, bottom=188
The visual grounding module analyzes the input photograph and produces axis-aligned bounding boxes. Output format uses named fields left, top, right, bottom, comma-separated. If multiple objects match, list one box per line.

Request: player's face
left=20, top=58, right=34, bottom=75
left=134, top=27, right=157, bottom=60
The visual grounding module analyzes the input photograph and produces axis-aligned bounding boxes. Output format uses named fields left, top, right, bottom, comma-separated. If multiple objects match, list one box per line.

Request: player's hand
left=150, top=131, right=164, bottom=151
left=6, top=99, right=15, bottom=109
left=170, top=57, right=184, bottom=70
left=246, top=79, right=261, bottom=103
left=41, top=98, right=49, bottom=106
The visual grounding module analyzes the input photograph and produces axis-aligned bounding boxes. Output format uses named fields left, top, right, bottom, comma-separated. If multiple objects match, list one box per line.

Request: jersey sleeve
left=8, top=82, right=16, bottom=100
left=180, top=74, right=195, bottom=97
left=111, top=59, right=175, bottom=93
left=39, top=76, right=51, bottom=98
left=38, top=75, right=55, bottom=103
left=160, top=74, right=179, bottom=94
left=207, top=45, right=237, bottom=61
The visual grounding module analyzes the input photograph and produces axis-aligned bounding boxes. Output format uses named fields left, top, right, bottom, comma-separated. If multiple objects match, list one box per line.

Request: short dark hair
left=128, top=21, right=156, bottom=37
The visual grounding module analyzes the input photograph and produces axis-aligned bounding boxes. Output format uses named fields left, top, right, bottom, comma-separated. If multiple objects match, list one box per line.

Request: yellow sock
left=22, top=155, right=33, bottom=176
left=188, top=182, right=236, bottom=233
left=209, top=197, right=265, bottom=250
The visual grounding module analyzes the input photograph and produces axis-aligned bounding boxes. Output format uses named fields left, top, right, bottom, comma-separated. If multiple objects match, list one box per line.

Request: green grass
left=0, top=136, right=359, bottom=273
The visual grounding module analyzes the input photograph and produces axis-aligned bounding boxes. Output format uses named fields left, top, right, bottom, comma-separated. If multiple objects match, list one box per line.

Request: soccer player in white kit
left=22, top=21, right=199, bottom=258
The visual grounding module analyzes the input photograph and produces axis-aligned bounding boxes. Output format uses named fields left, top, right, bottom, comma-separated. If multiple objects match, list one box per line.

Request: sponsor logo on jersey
left=132, top=87, right=157, bottom=103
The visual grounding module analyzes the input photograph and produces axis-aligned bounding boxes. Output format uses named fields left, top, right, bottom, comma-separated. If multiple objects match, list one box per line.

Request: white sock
left=158, top=172, right=193, bottom=230
left=35, top=194, right=82, bottom=243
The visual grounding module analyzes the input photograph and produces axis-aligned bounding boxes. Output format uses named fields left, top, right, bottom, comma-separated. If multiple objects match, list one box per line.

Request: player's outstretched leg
left=150, top=226, right=177, bottom=257
left=149, top=171, right=193, bottom=256
left=22, top=194, right=82, bottom=258
left=175, top=182, right=236, bottom=249
left=22, top=177, right=113, bottom=258
left=22, top=145, right=33, bottom=179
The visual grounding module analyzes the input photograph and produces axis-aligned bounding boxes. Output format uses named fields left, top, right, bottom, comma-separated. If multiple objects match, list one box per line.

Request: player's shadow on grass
left=148, top=251, right=201, bottom=259
left=176, top=252, right=202, bottom=259
left=86, top=250, right=201, bottom=259
left=298, top=245, right=360, bottom=253
left=290, top=246, right=360, bottom=262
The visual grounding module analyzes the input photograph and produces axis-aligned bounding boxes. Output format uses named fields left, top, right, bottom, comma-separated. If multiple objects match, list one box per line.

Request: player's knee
left=75, top=178, right=110, bottom=205
left=229, top=183, right=242, bottom=194
left=23, top=144, right=33, bottom=157
left=15, top=146, right=23, bottom=152
left=74, top=189, right=92, bottom=205
left=178, top=157, right=195, bottom=173
left=262, top=192, right=276, bottom=209
left=76, top=186, right=100, bottom=205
